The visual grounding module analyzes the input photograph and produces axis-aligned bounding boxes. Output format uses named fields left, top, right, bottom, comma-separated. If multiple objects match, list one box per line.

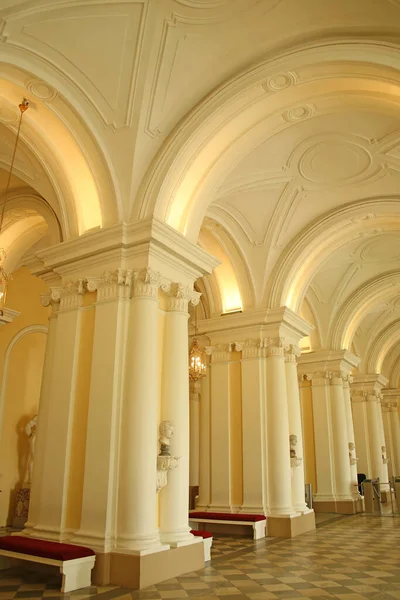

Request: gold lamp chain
left=0, top=99, right=29, bottom=235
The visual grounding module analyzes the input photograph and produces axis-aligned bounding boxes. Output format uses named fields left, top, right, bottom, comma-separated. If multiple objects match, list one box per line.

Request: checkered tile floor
left=1, top=515, right=400, bottom=600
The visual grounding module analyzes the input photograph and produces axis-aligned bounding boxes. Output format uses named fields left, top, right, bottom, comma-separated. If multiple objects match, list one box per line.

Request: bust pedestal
left=13, top=486, right=30, bottom=529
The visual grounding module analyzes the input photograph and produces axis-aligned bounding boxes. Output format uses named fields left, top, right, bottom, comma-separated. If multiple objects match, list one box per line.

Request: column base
left=22, top=525, right=71, bottom=542
left=313, top=497, right=364, bottom=514
left=239, top=504, right=266, bottom=514
left=92, top=542, right=204, bottom=588
left=267, top=511, right=315, bottom=538
left=160, top=531, right=202, bottom=549
left=70, top=531, right=114, bottom=553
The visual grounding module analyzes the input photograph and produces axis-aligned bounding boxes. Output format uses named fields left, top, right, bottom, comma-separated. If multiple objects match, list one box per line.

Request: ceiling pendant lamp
left=188, top=304, right=206, bottom=382
left=0, top=99, right=29, bottom=315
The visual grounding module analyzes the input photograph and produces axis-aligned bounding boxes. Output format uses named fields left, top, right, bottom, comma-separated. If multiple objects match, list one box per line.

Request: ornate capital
left=48, top=279, right=86, bottom=312
left=265, top=337, right=285, bottom=358
left=350, top=389, right=367, bottom=402
left=309, top=371, right=331, bottom=386
left=87, top=269, right=133, bottom=302
left=230, top=338, right=262, bottom=359
left=285, top=344, right=300, bottom=363
left=166, top=283, right=201, bottom=313
left=205, top=343, right=232, bottom=363
left=132, top=268, right=160, bottom=299
left=367, top=391, right=382, bottom=403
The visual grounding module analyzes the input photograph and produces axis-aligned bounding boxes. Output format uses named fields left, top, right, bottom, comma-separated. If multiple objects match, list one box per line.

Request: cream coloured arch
left=136, top=38, right=400, bottom=240
left=366, top=320, right=400, bottom=374
left=0, top=62, right=121, bottom=236
left=0, top=325, right=47, bottom=439
left=265, top=198, right=400, bottom=312
left=330, top=271, right=400, bottom=351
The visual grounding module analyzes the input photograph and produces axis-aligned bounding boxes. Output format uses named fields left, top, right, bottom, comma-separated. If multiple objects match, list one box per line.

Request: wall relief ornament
left=381, top=446, right=389, bottom=465
left=156, top=421, right=180, bottom=493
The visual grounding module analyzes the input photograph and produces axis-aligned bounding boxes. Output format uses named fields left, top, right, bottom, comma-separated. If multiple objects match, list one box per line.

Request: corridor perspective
left=1, top=0, right=400, bottom=594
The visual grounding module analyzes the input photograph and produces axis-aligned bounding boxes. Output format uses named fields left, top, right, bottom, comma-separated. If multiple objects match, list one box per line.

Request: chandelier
left=0, top=99, right=29, bottom=314
left=189, top=304, right=206, bottom=382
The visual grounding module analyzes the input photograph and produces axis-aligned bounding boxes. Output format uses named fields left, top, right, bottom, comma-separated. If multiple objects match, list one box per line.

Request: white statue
left=24, top=415, right=37, bottom=485
left=159, top=421, right=174, bottom=456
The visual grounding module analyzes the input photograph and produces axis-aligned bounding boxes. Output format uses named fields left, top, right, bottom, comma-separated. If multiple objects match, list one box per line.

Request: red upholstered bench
left=0, top=536, right=96, bottom=592
left=190, top=530, right=213, bottom=561
left=189, top=512, right=266, bottom=540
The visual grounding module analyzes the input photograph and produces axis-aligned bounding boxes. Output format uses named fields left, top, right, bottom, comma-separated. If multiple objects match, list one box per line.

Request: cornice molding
left=28, top=218, right=220, bottom=283
left=297, top=349, right=360, bottom=377
left=194, top=305, right=312, bottom=345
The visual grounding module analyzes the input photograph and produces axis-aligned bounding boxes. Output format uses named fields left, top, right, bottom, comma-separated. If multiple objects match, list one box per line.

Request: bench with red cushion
left=190, top=530, right=213, bottom=561
left=0, top=536, right=96, bottom=592
left=189, top=512, right=266, bottom=540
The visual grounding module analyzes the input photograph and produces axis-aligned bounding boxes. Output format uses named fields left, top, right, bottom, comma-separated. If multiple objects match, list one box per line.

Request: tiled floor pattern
left=1, top=515, right=400, bottom=600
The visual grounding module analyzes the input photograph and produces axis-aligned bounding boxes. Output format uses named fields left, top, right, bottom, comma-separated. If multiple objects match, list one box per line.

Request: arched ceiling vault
left=139, top=40, right=400, bottom=237
left=0, top=66, right=119, bottom=234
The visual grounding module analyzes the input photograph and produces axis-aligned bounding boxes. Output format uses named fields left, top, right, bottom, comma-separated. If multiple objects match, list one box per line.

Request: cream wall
left=0, top=267, right=50, bottom=526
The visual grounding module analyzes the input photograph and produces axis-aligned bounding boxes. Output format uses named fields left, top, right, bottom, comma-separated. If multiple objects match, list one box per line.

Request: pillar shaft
left=366, top=393, right=389, bottom=486
left=351, top=392, right=370, bottom=477
left=285, top=349, right=308, bottom=512
left=159, top=286, right=196, bottom=546
left=265, top=342, right=294, bottom=515
left=117, top=269, right=162, bottom=553
left=196, top=373, right=211, bottom=509
left=29, top=283, right=85, bottom=540
left=390, top=404, right=400, bottom=477
left=189, top=381, right=200, bottom=488
left=330, top=375, right=352, bottom=499
left=209, top=349, right=232, bottom=511
left=240, top=343, right=266, bottom=513
left=310, top=374, right=336, bottom=501
left=342, top=379, right=359, bottom=497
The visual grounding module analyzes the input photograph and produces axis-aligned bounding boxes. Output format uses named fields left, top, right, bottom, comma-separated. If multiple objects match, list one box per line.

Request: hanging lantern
left=189, top=338, right=206, bottom=382
left=188, top=302, right=207, bottom=381
left=0, top=99, right=29, bottom=316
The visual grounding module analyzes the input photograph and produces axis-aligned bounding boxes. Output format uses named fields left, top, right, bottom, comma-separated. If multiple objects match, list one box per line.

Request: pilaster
left=238, top=339, right=267, bottom=514
left=72, top=270, right=131, bottom=553
left=206, top=344, right=233, bottom=512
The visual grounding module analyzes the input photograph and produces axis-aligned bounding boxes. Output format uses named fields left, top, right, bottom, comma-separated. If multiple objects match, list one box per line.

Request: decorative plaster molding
left=205, top=343, right=232, bottom=363
left=166, top=282, right=201, bottom=312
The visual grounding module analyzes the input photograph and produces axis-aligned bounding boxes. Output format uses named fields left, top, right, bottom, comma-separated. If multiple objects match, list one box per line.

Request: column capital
left=350, top=389, right=367, bottom=403
left=205, top=343, right=231, bottom=363
left=265, top=337, right=286, bottom=358
left=309, top=371, right=332, bottom=386
left=49, top=279, right=87, bottom=311
left=367, top=391, right=383, bottom=403
left=132, top=267, right=161, bottom=299
left=86, top=269, right=133, bottom=302
left=285, top=344, right=300, bottom=363
left=235, top=338, right=263, bottom=359
left=165, top=283, right=201, bottom=313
